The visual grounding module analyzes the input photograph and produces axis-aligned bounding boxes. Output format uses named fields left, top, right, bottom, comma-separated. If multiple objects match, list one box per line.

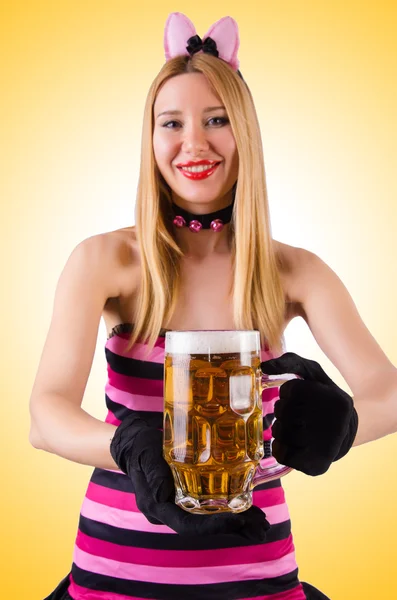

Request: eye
left=207, top=116, right=229, bottom=127
left=162, top=120, right=181, bottom=129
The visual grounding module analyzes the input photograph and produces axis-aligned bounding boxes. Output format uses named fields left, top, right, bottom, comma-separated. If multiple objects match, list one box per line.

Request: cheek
left=152, top=133, right=163, bottom=166
left=218, top=131, right=237, bottom=158
left=224, top=137, right=238, bottom=170
left=153, top=136, right=177, bottom=185
left=153, top=132, right=177, bottom=167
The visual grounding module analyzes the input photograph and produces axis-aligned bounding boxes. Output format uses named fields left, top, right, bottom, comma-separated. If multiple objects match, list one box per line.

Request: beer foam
left=165, top=330, right=260, bottom=355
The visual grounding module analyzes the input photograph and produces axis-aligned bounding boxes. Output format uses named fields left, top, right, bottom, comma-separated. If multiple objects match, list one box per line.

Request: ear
left=164, top=12, right=197, bottom=60
left=204, top=16, right=240, bottom=71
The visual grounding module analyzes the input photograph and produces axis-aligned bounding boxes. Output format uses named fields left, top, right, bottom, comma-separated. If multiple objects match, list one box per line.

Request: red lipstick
left=176, top=160, right=221, bottom=181
left=176, top=160, right=219, bottom=167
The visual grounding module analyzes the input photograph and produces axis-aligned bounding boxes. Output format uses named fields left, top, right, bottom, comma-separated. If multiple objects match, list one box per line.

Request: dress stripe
left=105, top=383, right=164, bottom=412
left=69, top=569, right=304, bottom=600
left=85, top=480, right=286, bottom=512
left=73, top=545, right=299, bottom=584
left=77, top=514, right=293, bottom=550
left=75, top=529, right=295, bottom=567
left=80, top=496, right=291, bottom=533
left=90, top=467, right=283, bottom=493
left=106, top=337, right=166, bottom=362
left=69, top=575, right=305, bottom=600
left=107, top=371, right=164, bottom=396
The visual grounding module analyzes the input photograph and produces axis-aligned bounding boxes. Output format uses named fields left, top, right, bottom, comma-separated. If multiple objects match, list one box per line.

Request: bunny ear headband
left=164, top=12, right=240, bottom=72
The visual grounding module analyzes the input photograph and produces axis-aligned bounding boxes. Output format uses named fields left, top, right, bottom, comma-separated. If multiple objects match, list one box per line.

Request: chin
left=174, top=188, right=226, bottom=207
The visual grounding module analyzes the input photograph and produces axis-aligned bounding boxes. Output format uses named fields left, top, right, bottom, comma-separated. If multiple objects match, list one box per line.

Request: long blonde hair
left=125, top=53, right=286, bottom=355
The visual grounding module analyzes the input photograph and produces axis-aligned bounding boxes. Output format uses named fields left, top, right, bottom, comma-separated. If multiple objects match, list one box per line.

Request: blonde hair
left=125, top=53, right=286, bottom=356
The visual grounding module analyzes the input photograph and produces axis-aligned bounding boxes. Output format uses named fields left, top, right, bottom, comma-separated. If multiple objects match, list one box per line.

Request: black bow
left=186, top=35, right=219, bottom=58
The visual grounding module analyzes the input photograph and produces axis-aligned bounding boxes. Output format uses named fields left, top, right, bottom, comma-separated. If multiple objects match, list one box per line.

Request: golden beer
left=163, top=331, right=293, bottom=514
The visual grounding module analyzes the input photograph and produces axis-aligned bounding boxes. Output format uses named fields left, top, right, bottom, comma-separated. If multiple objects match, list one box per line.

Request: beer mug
left=163, top=330, right=297, bottom=514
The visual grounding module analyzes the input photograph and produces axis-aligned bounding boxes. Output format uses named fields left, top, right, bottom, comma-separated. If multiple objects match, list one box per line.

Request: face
left=152, top=73, right=239, bottom=211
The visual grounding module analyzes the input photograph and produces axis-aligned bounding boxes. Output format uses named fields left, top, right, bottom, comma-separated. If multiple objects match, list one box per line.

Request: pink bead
left=173, top=215, right=186, bottom=228
left=210, top=219, right=224, bottom=232
left=188, top=220, right=202, bottom=233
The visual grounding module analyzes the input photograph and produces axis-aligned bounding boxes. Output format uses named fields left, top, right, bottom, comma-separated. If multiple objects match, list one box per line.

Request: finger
left=261, top=352, right=333, bottom=385
left=275, top=380, right=334, bottom=419
left=135, top=429, right=175, bottom=501
left=130, top=470, right=171, bottom=526
left=158, top=503, right=269, bottom=541
left=131, top=469, right=175, bottom=522
left=274, top=443, right=331, bottom=476
left=271, top=439, right=302, bottom=467
left=271, top=419, right=306, bottom=448
left=151, top=475, right=176, bottom=504
left=144, top=514, right=164, bottom=525
left=142, top=455, right=175, bottom=503
left=278, top=378, right=306, bottom=403
left=158, top=503, right=245, bottom=536
left=238, top=505, right=270, bottom=542
left=273, top=381, right=309, bottom=419
left=130, top=469, right=158, bottom=514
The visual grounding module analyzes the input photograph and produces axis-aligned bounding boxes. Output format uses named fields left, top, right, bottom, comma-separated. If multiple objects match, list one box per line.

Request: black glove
left=260, top=352, right=358, bottom=476
left=110, top=411, right=270, bottom=541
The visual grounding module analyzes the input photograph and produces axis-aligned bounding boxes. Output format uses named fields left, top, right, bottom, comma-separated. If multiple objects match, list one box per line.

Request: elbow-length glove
left=260, top=352, right=359, bottom=476
left=110, top=412, right=270, bottom=542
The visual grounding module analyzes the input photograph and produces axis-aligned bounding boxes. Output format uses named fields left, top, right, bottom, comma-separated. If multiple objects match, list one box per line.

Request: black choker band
left=171, top=200, right=234, bottom=233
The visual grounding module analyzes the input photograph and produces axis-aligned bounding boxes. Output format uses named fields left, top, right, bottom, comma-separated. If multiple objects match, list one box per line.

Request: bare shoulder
left=274, top=239, right=346, bottom=311
left=95, top=225, right=140, bottom=299
left=275, top=240, right=397, bottom=394
left=101, top=225, right=138, bottom=257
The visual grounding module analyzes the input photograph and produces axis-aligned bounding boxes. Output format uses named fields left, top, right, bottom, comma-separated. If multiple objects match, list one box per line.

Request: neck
left=177, top=224, right=232, bottom=258
left=170, top=193, right=235, bottom=257
left=171, top=200, right=234, bottom=230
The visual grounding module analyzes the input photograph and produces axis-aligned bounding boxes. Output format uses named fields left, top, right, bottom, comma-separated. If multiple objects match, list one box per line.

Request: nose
left=181, top=122, right=210, bottom=156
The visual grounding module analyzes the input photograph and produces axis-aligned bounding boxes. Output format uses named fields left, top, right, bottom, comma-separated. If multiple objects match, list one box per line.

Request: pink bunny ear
left=164, top=12, right=197, bottom=61
left=204, top=16, right=240, bottom=71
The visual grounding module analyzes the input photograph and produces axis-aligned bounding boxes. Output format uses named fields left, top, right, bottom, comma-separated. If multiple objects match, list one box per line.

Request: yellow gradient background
left=2, top=1, right=397, bottom=598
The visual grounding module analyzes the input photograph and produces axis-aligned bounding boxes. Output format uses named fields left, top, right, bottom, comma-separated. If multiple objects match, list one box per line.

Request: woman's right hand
left=110, top=412, right=270, bottom=541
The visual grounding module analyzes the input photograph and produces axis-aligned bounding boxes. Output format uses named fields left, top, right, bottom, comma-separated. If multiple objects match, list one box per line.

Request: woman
left=30, top=13, right=397, bottom=600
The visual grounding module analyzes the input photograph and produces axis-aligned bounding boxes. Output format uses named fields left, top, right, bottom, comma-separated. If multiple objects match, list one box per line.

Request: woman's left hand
left=260, top=352, right=359, bottom=476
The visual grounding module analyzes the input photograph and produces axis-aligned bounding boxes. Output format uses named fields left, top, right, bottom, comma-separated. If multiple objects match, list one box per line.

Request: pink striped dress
left=66, top=324, right=307, bottom=600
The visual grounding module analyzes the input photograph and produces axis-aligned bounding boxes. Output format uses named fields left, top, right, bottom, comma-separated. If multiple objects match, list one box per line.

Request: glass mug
left=163, top=330, right=297, bottom=514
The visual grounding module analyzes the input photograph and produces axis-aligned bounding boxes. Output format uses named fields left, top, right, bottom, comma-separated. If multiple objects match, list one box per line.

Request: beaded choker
left=171, top=200, right=234, bottom=233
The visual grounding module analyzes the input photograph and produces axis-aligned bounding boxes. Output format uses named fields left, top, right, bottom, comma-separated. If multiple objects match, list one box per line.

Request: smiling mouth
left=177, top=162, right=221, bottom=180
left=177, top=162, right=221, bottom=173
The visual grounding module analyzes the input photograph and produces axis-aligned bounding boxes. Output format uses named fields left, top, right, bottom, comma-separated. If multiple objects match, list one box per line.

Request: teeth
left=180, top=164, right=217, bottom=173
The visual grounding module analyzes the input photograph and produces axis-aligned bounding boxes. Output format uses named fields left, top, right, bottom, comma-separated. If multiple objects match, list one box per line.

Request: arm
left=292, top=248, right=397, bottom=445
left=29, top=234, right=119, bottom=470
left=31, top=238, right=272, bottom=541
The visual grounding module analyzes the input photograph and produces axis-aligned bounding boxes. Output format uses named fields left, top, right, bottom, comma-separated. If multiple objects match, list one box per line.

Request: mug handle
left=251, top=372, right=299, bottom=488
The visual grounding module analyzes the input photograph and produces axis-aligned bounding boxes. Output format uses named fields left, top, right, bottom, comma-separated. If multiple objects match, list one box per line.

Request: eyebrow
left=156, top=106, right=226, bottom=119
